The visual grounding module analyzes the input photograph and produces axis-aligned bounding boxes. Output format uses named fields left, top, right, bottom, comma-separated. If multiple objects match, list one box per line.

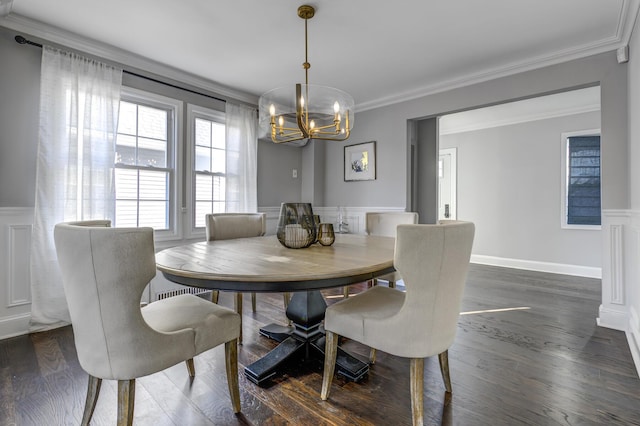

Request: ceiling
left=0, top=1, right=637, bottom=111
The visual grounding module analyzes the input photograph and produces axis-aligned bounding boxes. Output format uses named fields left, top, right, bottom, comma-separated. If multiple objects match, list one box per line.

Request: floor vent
left=156, top=287, right=210, bottom=301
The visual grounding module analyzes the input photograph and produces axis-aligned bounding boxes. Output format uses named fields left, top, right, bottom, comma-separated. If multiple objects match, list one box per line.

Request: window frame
left=185, top=104, right=226, bottom=239
left=560, top=128, right=601, bottom=230
left=116, top=87, right=183, bottom=241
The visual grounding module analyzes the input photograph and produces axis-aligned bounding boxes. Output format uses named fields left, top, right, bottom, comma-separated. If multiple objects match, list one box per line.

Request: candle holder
left=317, top=223, right=335, bottom=246
left=276, top=203, right=316, bottom=249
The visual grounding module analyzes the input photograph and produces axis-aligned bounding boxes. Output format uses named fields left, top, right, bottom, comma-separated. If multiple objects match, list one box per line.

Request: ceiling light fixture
left=259, top=5, right=355, bottom=144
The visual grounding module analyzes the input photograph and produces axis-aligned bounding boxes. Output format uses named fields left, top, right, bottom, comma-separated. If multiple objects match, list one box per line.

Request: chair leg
left=438, top=350, right=453, bottom=405
left=117, top=379, right=135, bottom=426
left=321, top=331, right=339, bottom=400
left=80, top=375, right=101, bottom=426
left=211, top=290, right=219, bottom=304
left=251, top=292, right=257, bottom=312
left=225, top=339, right=241, bottom=413
left=234, top=293, right=243, bottom=344
left=410, top=358, right=424, bottom=426
left=185, top=358, right=195, bottom=378
left=369, top=348, right=377, bottom=364
left=389, top=280, right=396, bottom=289
left=343, top=287, right=349, bottom=298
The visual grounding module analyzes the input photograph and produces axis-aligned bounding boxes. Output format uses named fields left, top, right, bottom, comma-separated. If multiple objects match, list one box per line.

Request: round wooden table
left=156, top=234, right=396, bottom=386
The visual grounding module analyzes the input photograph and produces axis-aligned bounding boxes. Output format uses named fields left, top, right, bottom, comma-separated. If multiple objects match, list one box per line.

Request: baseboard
left=597, top=305, right=629, bottom=331
left=471, top=254, right=602, bottom=279
left=628, top=307, right=640, bottom=378
left=0, top=312, right=31, bottom=340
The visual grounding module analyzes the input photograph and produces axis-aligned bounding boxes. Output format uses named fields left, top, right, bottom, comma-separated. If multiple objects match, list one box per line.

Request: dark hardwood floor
left=2, top=264, right=639, bottom=425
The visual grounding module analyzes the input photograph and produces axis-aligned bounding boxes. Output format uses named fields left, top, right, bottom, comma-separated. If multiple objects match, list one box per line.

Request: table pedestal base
left=244, top=290, right=369, bottom=386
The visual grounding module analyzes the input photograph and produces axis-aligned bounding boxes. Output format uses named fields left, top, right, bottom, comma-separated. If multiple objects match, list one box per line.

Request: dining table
left=155, top=233, right=396, bottom=386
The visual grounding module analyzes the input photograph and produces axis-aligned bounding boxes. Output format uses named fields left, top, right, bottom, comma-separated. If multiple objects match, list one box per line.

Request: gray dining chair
left=205, top=213, right=290, bottom=342
left=54, top=220, right=241, bottom=426
left=320, top=221, right=475, bottom=426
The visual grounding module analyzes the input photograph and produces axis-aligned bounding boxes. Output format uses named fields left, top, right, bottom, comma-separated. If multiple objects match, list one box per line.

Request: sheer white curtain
left=225, top=102, right=258, bottom=212
left=30, top=46, right=122, bottom=330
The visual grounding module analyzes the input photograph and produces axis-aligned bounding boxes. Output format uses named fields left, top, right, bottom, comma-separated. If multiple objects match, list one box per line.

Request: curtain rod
left=14, top=35, right=227, bottom=104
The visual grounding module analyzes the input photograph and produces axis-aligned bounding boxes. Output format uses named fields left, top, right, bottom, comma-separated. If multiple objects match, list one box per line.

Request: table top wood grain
left=155, top=234, right=396, bottom=292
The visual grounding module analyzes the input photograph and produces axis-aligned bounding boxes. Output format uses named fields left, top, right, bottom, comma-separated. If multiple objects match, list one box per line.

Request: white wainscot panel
left=0, top=208, right=34, bottom=339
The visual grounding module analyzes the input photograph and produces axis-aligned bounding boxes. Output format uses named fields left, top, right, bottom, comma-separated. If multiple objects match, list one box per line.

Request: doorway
left=438, top=148, right=457, bottom=220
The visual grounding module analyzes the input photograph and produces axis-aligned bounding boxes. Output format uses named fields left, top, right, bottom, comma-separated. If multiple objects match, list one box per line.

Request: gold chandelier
left=259, top=5, right=355, bottom=144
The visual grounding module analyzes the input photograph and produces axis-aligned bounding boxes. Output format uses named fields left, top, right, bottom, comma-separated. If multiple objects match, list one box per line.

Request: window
left=561, top=130, right=601, bottom=229
left=115, top=89, right=181, bottom=238
left=188, top=106, right=226, bottom=229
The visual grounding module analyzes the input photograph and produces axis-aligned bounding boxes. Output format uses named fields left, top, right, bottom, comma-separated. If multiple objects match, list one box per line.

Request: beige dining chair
left=54, top=220, right=241, bottom=426
left=320, top=221, right=475, bottom=426
left=205, top=213, right=290, bottom=342
left=366, top=211, right=419, bottom=288
left=341, top=211, right=418, bottom=300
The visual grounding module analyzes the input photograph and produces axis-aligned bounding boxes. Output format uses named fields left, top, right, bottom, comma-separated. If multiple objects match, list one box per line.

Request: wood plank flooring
left=1, top=264, right=639, bottom=425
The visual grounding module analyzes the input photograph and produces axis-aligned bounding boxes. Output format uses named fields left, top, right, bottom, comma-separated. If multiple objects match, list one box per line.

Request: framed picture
left=344, top=141, right=376, bottom=181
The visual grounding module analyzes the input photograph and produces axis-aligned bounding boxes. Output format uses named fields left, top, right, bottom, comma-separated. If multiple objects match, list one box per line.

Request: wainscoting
left=0, top=208, right=33, bottom=339
left=599, top=209, right=640, bottom=376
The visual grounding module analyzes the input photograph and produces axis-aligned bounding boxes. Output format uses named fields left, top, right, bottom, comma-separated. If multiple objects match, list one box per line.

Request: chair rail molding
left=0, top=207, right=34, bottom=339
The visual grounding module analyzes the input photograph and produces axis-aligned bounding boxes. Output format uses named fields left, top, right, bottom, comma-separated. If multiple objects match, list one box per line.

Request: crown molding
left=0, top=14, right=259, bottom=106
left=357, top=0, right=640, bottom=112
left=440, top=102, right=601, bottom=135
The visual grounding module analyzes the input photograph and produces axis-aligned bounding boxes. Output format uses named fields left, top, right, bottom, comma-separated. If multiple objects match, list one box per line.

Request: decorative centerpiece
left=276, top=203, right=316, bottom=249
left=317, top=223, right=335, bottom=246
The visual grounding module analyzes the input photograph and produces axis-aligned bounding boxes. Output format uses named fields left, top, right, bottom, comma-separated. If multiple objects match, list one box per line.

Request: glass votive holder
left=313, top=214, right=321, bottom=243
left=317, top=223, right=335, bottom=246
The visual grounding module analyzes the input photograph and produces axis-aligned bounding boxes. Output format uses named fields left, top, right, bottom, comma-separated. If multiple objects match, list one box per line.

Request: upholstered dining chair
left=365, top=211, right=419, bottom=288
left=54, top=220, right=241, bottom=426
left=341, top=211, right=418, bottom=299
left=205, top=213, right=290, bottom=342
left=321, top=221, right=475, bottom=426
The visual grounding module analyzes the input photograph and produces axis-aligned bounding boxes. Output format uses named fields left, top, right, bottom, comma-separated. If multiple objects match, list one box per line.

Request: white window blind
left=192, top=113, right=227, bottom=228
left=115, top=98, right=174, bottom=231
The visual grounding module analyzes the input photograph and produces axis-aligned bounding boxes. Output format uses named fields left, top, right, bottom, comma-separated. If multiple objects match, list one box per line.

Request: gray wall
left=323, top=51, right=628, bottom=212
left=440, top=111, right=602, bottom=268
left=257, top=139, right=302, bottom=206
left=0, top=28, right=40, bottom=207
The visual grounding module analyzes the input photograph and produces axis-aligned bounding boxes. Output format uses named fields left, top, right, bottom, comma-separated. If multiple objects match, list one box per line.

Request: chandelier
left=259, top=5, right=355, bottom=144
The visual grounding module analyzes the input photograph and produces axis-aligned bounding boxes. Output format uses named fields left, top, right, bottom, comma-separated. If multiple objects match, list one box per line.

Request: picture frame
left=344, top=141, right=376, bottom=181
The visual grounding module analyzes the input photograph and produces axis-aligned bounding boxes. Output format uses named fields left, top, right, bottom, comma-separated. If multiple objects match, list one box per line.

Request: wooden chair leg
left=251, top=292, right=257, bottom=312
left=410, top=358, right=424, bottom=426
left=438, top=350, right=453, bottom=405
left=185, top=358, right=195, bottom=378
left=81, top=375, right=101, bottom=426
left=211, top=290, right=219, bottom=304
left=117, top=379, right=135, bottom=426
left=225, top=339, right=241, bottom=413
left=234, top=293, right=243, bottom=344
left=321, top=331, right=339, bottom=400
left=369, top=348, right=377, bottom=364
